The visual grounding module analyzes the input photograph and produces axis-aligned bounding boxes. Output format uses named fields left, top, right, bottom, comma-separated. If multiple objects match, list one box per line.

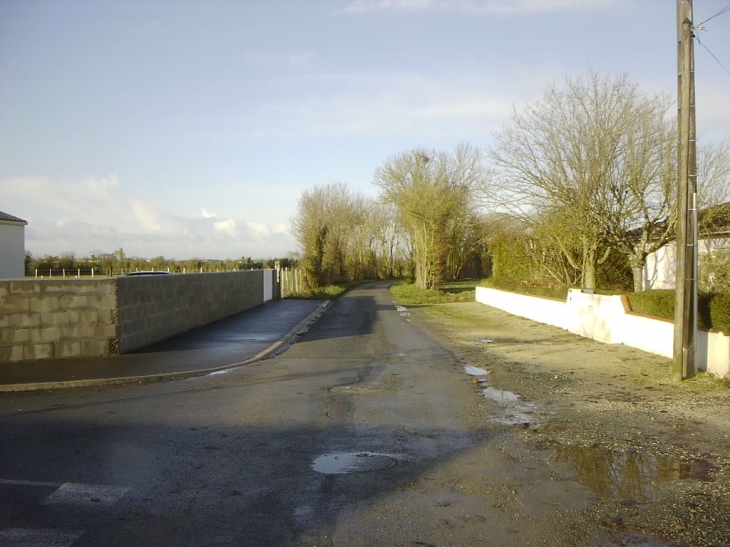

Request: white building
left=644, top=230, right=730, bottom=290
left=0, top=211, right=28, bottom=279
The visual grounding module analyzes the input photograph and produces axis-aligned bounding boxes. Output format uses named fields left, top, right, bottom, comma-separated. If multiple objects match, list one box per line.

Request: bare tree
left=291, top=183, right=403, bottom=287
left=369, top=202, right=408, bottom=279
left=490, top=72, right=714, bottom=291
left=374, top=144, right=488, bottom=290
left=291, top=183, right=357, bottom=287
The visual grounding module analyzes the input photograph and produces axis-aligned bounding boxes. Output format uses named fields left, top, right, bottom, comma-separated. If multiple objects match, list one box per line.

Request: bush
left=625, top=290, right=676, bottom=320
left=626, top=290, right=724, bottom=330
left=710, top=293, right=730, bottom=332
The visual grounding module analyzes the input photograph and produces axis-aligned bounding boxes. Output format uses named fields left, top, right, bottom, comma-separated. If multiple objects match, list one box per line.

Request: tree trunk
left=630, top=260, right=645, bottom=292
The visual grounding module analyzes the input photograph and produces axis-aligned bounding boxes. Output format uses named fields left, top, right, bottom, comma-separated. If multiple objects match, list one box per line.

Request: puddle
left=312, top=452, right=398, bottom=474
left=482, top=386, right=520, bottom=402
left=481, top=386, right=536, bottom=426
left=553, top=445, right=714, bottom=501
left=464, top=365, right=489, bottom=376
left=333, top=375, right=360, bottom=386
left=463, top=366, right=536, bottom=426
left=394, top=305, right=411, bottom=317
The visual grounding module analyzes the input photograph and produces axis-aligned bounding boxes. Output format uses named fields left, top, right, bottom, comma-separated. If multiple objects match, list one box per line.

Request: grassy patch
left=390, top=280, right=478, bottom=306
left=284, top=282, right=359, bottom=300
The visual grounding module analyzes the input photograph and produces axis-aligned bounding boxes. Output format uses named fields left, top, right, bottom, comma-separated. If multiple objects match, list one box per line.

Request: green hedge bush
left=616, top=291, right=730, bottom=331
left=710, top=293, right=730, bottom=332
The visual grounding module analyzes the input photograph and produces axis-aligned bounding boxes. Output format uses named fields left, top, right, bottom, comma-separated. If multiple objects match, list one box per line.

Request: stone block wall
left=0, top=270, right=279, bottom=362
left=116, top=271, right=266, bottom=353
left=0, top=279, right=117, bottom=361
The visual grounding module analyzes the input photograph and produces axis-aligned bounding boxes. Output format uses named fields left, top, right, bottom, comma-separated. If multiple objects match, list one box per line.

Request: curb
left=0, top=301, right=331, bottom=393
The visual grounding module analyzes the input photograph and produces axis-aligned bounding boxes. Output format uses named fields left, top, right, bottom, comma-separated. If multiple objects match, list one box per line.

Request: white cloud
left=0, top=176, right=297, bottom=259
left=339, top=0, right=621, bottom=14
left=201, top=207, right=217, bottom=219
left=214, top=218, right=238, bottom=237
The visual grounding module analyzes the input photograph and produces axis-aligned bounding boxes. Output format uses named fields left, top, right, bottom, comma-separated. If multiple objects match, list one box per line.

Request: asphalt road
left=0, top=282, right=595, bottom=547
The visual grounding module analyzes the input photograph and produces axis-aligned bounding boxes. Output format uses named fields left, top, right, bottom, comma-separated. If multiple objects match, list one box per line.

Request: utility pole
left=674, top=0, right=698, bottom=381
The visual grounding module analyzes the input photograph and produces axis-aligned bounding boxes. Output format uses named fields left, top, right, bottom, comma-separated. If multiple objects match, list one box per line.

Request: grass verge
left=284, top=282, right=360, bottom=300
left=390, top=280, right=479, bottom=306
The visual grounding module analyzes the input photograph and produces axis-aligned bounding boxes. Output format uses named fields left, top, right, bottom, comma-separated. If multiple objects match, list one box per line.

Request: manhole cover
left=312, top=452, right=398, bottom=474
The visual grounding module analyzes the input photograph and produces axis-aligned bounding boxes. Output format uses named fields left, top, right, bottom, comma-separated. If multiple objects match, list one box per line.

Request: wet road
left=0, top=282, right=599, bottom=546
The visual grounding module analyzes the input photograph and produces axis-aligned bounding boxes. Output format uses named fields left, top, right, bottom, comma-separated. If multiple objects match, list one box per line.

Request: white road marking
left=42, top=483, right=129, bottom=507
left=0, top=528, right=83, bottom=547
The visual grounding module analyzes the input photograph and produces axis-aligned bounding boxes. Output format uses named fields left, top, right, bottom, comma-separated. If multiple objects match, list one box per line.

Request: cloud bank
left=1, top=176, right=295, bottom=259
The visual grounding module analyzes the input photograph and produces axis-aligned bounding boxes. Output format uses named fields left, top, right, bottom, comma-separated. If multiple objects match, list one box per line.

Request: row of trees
left=291, top=146, right=492, bottom=291
left=291, top=184, right=412, bottom=287
left=292, top=72, right=730, bottom=293
left=24, top=251, right=298, bottom=277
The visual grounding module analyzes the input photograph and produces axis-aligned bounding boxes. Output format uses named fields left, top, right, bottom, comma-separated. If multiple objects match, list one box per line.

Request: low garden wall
left=0, top=270, right=278, bottom=362
left=475, top=286, right=730, bottom=379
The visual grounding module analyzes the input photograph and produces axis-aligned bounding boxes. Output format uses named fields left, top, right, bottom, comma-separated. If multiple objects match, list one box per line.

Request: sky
left=1, top=0, right=729, bottom=260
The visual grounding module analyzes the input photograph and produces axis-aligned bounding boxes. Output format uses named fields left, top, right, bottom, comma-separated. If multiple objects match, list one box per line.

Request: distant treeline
left=24, top=250, right=299, bottom=277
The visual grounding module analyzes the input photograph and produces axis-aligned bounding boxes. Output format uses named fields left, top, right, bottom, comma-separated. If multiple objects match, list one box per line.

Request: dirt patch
left=406, top=300, right=730, bottom=547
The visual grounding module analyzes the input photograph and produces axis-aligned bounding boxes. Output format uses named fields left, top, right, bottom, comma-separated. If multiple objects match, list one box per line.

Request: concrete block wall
left=0, top=279, right=117, bottom=361
left=0, top=270, right=280, bottom=362
left=476, top=286, right=730, bottom=379
left=116, top=271, right=268, bottom=353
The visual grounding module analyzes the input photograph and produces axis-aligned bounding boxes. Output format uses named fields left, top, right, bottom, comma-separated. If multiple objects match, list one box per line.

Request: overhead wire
left=696, top=5, right=730, bottom=27
left=693, top=5, right=730, bottom=78
left=694, top=35, right=730, bottom=77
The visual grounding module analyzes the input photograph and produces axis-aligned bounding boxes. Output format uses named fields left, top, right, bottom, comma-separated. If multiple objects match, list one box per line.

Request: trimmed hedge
left=710, top=293, right=730, bottom=332
left=624, top=290, right=721, bottom=330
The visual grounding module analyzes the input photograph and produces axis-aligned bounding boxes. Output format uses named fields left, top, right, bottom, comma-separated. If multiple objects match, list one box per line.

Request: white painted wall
left=264, top=269, right=273, bottom=301
left=476, top=286, right=730, bottom=379
left=644, top=236, right=730, bottom=290
left=0, top=222, right=26, bottom=279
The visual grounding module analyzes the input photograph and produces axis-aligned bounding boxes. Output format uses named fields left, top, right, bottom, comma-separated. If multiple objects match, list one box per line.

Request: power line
left=696, top=5, right=730, bottom=26
left=695, top=34, right=730, bottom=77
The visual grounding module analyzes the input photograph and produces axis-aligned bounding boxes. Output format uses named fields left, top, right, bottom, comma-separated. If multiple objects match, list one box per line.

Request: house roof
left=0, top=211, right=28, bottom=224
left=626, top=202, right=730, bottom=243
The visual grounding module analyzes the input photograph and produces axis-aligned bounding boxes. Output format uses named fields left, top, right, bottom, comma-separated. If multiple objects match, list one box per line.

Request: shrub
left=710, top=293, right=730, bottom=332
left=625, top=290, right=676, bottom=320
left=626, top=290, right=721, bottom=330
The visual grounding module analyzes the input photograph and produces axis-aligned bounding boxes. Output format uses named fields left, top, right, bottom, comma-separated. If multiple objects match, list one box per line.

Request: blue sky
left=1, top=0, right=729, bottom=260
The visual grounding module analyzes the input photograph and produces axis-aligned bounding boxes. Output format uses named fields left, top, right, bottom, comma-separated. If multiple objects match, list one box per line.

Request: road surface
left=1, top=281, right=710, bottom=546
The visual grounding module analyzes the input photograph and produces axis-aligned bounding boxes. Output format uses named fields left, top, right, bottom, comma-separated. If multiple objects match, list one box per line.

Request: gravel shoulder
left=403, top=299, right=730, bottom=547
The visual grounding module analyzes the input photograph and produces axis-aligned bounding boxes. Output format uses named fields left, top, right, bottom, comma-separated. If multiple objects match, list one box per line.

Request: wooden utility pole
left=674, top=0, right=698, bottom=381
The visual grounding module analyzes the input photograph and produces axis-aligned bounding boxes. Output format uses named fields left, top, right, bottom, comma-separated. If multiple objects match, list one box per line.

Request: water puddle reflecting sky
left=463, top=364, right=536, bottom=426
left=552, top=445, right=714, bottom=501
left=312, top=452, right=398, bottom=474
